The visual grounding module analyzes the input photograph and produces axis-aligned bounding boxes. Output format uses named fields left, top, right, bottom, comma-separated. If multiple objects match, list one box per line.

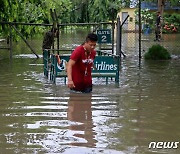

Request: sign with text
left=93, top=56, right=117, bottom=73
left=55, top=55, right=117, bottom=74
left=97, top=29, right=111, bottom=44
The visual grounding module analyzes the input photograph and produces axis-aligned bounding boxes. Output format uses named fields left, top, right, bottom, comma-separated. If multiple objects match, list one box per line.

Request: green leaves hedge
left=144, top=44, right=171, bottom=60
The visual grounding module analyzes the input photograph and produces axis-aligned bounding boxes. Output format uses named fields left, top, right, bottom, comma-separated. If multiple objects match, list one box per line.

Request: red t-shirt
left=70, top=45, right=96, bottom=91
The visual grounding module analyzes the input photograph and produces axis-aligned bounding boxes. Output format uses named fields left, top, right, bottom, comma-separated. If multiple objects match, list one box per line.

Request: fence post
left=116, top=15, right=128, bottom=59
left=112, top=20, right=115, bottom=54
left=116, top=16, right=121, bottom=59
left=9, top=24, right=13, bottom=59
left=138, top=0, right=142, bottom=59
left=115, top=16, right=121, bottom=84
left=115, top=56, right=120, bottom=84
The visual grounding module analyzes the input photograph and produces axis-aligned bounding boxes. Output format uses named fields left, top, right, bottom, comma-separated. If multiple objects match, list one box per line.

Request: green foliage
left=42, top=0, right=72, bottom=23
left=144, top=44, right=171, bottom=60
left=89, top=0, right=125, bottom=22
left=1, top=0, right=179, bottom=41
left=70, top=0, right=130, bottom=22
left=0, top=0, right=134, bottom=40
left=135, top=8, right=154, bottom=27
left=0, top=0, right=73, bottom=40
left=0, top=0, right=46, bottom=40
left=0, top=0, right=131, bottom=25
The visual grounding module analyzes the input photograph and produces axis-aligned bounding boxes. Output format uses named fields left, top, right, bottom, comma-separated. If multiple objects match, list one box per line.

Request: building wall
left=117, top=8, right=137, bottom=31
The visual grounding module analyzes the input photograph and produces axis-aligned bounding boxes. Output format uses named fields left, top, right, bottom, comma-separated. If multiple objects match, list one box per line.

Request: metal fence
left=0, top=20, right=179, bottom=60
left=120, top=22, right=180, bottom=57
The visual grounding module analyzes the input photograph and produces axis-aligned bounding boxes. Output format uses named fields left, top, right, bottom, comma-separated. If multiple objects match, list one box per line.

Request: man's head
left=157, top=11, right=160, bottom=16
left=85, top=33, right=98, bottom=42
left=84, top=33, right=98, bottom=52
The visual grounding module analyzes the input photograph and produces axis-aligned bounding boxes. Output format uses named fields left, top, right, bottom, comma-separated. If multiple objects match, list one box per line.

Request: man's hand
left=68, top=80, right=75, bottom=89
left=67, top=59, right=76, bottom=89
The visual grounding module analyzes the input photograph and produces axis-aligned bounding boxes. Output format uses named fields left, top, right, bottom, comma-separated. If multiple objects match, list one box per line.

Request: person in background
left=42, top=27, right=58, bottom=59
left=66, top=33, right=98, bottom=93
left=154, top=11, right=162, bottom=41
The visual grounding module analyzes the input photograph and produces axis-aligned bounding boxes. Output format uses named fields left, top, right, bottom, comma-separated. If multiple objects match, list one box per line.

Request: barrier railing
left=43, top=50, right=119, bottom=84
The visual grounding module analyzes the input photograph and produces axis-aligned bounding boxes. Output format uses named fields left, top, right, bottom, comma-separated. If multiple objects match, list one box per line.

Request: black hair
left=85, top=33, right=98, bottom=42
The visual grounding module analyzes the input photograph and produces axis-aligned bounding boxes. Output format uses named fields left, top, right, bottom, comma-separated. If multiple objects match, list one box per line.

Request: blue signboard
left=55, top=56, right=117, bottom=74
left=93, top=56, right=117, bottom=73
left=48, top=53, right=119, bottom=83
left=97, top=29, right=111, bottom=44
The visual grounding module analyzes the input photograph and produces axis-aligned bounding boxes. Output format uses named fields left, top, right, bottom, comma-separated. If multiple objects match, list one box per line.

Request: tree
left=69, top=0, right=132, bottom=22
left=0, top=0, right=72, bottom=39
left=158, top=0, right=165, bottom=16
left=42, top=0, right=72, bottom=23
left=0, top=0, right=46, bottom=39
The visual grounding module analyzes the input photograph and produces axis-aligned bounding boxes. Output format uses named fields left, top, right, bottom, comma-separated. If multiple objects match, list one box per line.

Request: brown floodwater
left=0, top=32, right=180, bottom=153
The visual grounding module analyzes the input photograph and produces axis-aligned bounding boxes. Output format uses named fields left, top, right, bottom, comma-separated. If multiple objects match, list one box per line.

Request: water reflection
left=68, top=93, right=97, bottom=147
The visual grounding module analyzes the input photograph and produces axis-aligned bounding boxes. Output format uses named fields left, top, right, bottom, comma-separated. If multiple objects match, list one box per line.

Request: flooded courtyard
left=0, top=32, right=180, bottom=153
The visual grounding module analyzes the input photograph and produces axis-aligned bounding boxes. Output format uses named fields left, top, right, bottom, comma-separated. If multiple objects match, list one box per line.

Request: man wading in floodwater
left=66, top=33, right=98, bottom=93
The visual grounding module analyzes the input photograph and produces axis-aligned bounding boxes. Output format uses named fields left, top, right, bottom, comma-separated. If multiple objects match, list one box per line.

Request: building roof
left=141, top=2, right=180, bottom=11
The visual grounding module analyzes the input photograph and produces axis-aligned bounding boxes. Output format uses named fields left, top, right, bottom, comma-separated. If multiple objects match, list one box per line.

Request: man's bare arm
left=67, top=59, right=76, bottom=88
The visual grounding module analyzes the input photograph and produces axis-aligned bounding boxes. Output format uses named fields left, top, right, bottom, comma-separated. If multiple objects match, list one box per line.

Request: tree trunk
left=158, top=0, right=165, bottom=16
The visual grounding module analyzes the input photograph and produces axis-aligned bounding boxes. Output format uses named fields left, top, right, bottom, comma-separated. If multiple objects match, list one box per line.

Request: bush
left=144, top=44, right=171, bottom=60
left=163, top=13, right=180, bottom=33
